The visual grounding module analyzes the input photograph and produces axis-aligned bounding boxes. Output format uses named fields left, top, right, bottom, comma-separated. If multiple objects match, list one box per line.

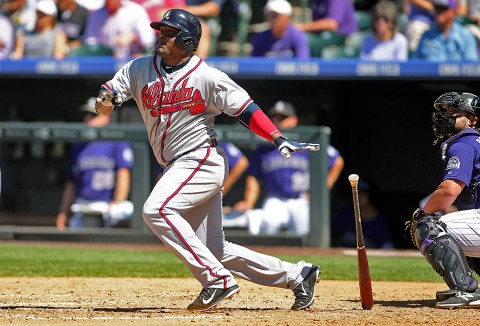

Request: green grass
left=0, top=243, right=443, bottom=282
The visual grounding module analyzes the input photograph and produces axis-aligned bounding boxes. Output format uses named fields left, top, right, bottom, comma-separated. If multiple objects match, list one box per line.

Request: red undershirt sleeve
left=237, top=102, right=279, bottom=142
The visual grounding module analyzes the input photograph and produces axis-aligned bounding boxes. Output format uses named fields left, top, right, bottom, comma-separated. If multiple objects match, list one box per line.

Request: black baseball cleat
left=291, top=265, right=321, bottom=310
left=187, top=284, right=240, bottom=311
left=436, top=289, right=460, bottom=302
left=436, top=289, right=480, bottom=309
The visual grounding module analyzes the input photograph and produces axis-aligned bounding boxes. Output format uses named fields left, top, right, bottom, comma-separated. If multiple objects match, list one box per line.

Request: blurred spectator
left=405, top=0, right=435, bottom=53
left=182, top=0, right=226, bottom=58
left=75, top=0, right=105, bottom=11
left=56, top=97, right=134, bottom=230
left=414, top=0, right=479, bottom=60
left=55, top=0, right=89, bottom=50
left=11, top=0, right=68, bottom=59
left=132, top=0, right=186, bottom=23
left=0, top=0, right=36, bottom=33
left=456, top=0, right=480, bottom=45
left=0, top=13, right=14, bottom=59
left=228, top=101, right=344, bottom=236
left=360, top=0, right=408, bottom=61
left=354, top=0, right=404, bottom=12
left=250, top=0, right=310, bottom=58
left=331, top=180, right=395, bottom=249
left=83, top=0, right=155, bottom=58
left=296, top=0, right=357, bottom=36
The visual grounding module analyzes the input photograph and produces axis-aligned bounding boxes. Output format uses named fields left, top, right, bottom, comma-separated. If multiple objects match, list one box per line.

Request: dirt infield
left=1, top=242, right=479, bottom=324
left=1, top=277, right=480, bottom=325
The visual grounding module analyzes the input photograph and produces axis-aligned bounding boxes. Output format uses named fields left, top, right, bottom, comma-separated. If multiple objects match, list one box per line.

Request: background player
left=95, top=9, right=321, bottom=311
left=408, top=91, right=480, bottom=308
left=231, top=101, right=344, bottom=235
left=56, top=97, right=134, bottom=229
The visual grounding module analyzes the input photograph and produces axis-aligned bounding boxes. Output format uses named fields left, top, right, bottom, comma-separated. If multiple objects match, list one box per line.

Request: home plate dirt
left=0, top=277, right=479, bottom=325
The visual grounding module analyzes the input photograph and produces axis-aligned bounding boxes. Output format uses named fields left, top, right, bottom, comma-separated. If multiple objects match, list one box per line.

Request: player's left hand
left=97, top=89, right=123, bottom=107
left=274, top=136, right=320, bottom=159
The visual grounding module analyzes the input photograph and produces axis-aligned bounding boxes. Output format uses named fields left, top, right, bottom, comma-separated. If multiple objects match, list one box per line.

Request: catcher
left=408, top=92, right=480, bottom=308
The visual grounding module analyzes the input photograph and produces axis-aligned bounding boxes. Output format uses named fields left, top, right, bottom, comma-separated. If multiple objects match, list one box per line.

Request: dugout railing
left=0, top=122, right=331, bottom=247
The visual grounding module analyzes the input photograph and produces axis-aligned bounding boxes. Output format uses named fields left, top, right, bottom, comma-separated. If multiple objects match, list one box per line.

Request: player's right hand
left=97, top=89, right=123, bottom=107
left=274, top=136, right=320, bottom=159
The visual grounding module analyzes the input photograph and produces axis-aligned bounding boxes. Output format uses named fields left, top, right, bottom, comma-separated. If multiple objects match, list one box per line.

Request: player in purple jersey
left=251, top=0, right=310, bottom=58
left=56, top=98, right=134, bottom=230
left=219, top=142, right=249, bottom=196
left=407, top=92, right=480, bottom=308
left=233, top=101, right=344, bottom=235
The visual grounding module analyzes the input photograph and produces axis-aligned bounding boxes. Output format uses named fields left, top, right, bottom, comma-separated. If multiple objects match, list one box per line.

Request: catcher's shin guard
left=415, top=218, right=478, bottom=291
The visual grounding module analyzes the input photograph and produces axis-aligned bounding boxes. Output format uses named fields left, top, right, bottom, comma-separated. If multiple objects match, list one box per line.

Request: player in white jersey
left=95, top=9, right=321, bottom=311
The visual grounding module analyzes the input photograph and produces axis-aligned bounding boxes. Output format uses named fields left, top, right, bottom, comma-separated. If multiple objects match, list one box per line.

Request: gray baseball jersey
left=101, top=54, right=313, bottom=290
left=103, top=55, right=252, bottom=166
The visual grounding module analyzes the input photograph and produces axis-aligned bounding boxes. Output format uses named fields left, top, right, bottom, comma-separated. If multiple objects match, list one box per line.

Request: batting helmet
left=432, top=92, right=480, bottom=144
left=150, top=9, right=202, bottom=51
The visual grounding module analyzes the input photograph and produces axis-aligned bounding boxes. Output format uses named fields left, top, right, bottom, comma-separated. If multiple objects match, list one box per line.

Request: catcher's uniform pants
left=440, top=209, right=480, bottom=258
left=143, top=144, right=312, bottom=290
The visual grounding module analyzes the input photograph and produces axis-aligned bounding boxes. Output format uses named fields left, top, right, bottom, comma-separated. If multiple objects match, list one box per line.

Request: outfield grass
left=0, top=244, right=443, bottom=282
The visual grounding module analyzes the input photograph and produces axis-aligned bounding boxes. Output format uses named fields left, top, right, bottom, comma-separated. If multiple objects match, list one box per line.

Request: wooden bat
left=348, top=174, right=374, bottom=310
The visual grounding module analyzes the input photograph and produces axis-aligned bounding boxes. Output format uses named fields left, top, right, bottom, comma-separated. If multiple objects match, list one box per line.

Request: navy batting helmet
left=150, top=9, right=202, bottom=51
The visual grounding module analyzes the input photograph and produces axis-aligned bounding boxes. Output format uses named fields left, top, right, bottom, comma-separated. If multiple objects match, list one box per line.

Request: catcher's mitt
left=405, top=208, right=429, bottom=248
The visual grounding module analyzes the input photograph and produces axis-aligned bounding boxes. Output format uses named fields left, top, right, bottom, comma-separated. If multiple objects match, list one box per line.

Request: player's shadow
left=93, top=307, right=187, bottom=312
left=344, top=299, right=436, bottom=308
left=93, top=307, right=282, bottom=312
left=0, top=305, right=283, bottom=313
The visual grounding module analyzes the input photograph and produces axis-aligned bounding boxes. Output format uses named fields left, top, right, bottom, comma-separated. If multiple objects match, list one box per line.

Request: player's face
left=154, top=25, right=181, bottom=56
left=443, top=106, right=472, bottom=132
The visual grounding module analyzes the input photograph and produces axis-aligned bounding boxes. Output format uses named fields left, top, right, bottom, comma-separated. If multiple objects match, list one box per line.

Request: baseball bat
left=348, top=174, right=374, bottom=310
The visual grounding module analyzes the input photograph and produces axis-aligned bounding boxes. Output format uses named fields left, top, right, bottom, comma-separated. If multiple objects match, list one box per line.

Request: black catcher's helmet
left=432, top=92, right=480, bottom=144
left=150, top=9, right=202, bottom=51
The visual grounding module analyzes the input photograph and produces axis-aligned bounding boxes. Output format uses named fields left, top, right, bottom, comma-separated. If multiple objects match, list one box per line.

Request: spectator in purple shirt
left=251, top=0, right=310, bottom=58
left=0, top=13, right=14, bottom=59
left=296, top=0, right=358, bottom=36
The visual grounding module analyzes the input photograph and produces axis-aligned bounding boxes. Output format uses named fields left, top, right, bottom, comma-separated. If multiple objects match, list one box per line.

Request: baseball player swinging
left=95, top=9, right=321, bottom=311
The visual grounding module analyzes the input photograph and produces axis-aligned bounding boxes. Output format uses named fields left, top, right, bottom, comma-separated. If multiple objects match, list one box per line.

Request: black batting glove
left=274, top=136, right=320, bottom=159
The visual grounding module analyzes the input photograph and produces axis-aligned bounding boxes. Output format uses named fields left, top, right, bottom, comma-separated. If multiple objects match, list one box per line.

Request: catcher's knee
left=414, top=219, right=478, bottom=291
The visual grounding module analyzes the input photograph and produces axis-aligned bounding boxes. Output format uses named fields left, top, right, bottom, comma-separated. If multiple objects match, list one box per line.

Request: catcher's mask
left=432, top=92, right=480, bottom=145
